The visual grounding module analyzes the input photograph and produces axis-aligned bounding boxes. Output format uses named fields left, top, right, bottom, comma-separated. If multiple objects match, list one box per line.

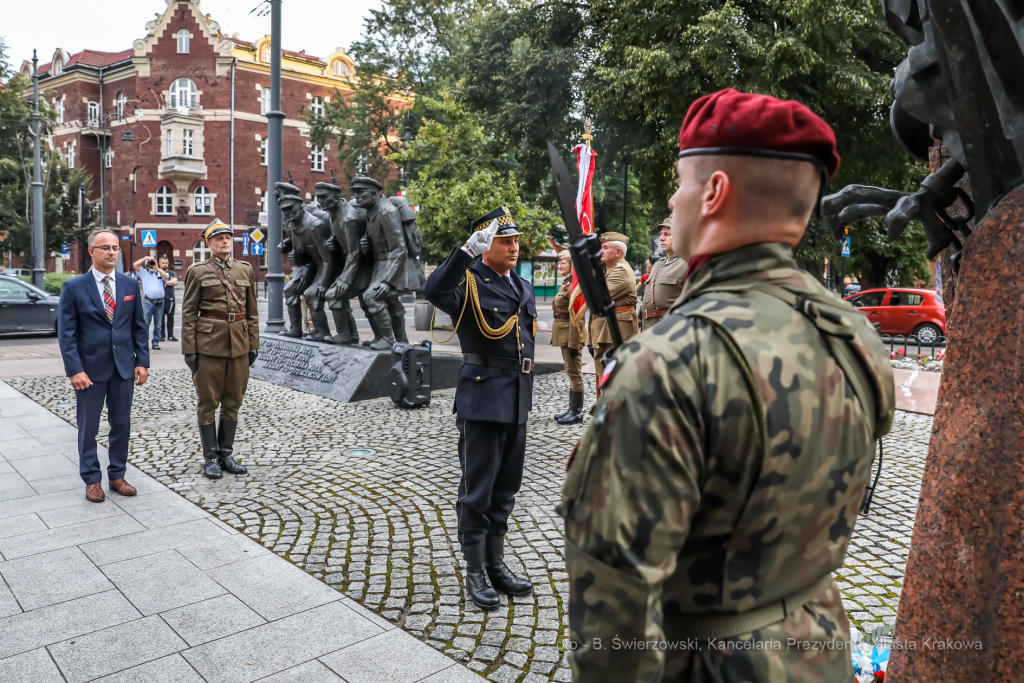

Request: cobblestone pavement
left=8, top=371, right=932, bottom=680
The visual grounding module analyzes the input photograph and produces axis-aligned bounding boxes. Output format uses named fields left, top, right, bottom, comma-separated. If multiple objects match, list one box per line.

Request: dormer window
left=53, top=56, right=63, bottom=76
left=177, top=30, right=190, bottom=54
left=261, top=44, right=271, bottom=63
left=332, top=61, right=349, bottom=77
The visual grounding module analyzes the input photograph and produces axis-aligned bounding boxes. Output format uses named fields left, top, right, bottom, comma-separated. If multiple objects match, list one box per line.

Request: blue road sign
left=141, top=229, right=157, bottom=248
left=120, top=235, right=131, bottom=240
left=251, top=243, right=264, bottom=256
left=841, top=236, right=851, bottom=258
left=242, top=233, right=250, bottom=256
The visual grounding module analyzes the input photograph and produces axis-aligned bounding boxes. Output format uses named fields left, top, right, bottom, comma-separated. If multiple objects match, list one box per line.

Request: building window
left=261, top=44, right=271, bottom=63
left=156, top=186, right=173, bottom=215
left=260, top=138, right=267, bottom=166
left=194, top=186, right=211, bottom=215
left=260, top=190, right=268, bottom=214
left=165, top=129, right=173, bottom=156
left=193, top=240, right=211, bottom=262
left=170, top=78, right=197, bottom=110
left=67, top=141, right=75, bottom=169
left=183, top=129, right=194, bottom=156
left=332, top=61, right=349, bottom=77
left=310, top=96, right=324, bottom=118
left=311, top=146, right=324, bottom=172
left=177, top=29, right=190, bottom=54
left=115, top=92, right=126, bottom=119
left=55, top=96, right=64, bottom=124
left=53, top=56, right=63, bottom=76
left=87, top=102, right=100, bottom=128
left=104, top=147, right=113, bottom=169
left=260, top=87, right=271, bottom=116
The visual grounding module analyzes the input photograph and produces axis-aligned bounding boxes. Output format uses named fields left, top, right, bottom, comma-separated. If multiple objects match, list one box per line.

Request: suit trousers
left=76, top=372, right=134, bottom=485
left=560, top=346, right=584, bottom=392
left=456, top=418, right=527, bottom=546
left=193, top=354, right=249, bottom=424
left=164, top=298, right=176, bottom=338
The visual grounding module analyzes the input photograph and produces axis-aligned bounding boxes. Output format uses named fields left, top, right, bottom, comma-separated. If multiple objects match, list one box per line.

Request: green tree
left=388, top=95, right=558, bottom=263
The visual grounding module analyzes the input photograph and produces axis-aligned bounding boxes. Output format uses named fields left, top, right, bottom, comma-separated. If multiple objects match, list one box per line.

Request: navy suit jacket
left=58, top=271, right=149, bottom=381
left=423, top=248, right=535, bottom=424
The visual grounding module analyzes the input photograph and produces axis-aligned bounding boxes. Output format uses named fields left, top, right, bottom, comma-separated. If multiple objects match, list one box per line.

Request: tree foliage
left=389, top=96, right=557, bottom=262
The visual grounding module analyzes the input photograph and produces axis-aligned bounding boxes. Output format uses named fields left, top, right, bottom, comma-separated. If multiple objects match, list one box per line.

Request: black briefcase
left=389, top=341, right=432, bottom=408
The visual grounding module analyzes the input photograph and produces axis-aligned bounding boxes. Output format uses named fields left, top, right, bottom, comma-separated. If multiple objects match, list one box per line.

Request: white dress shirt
left=91, top=267, right=116, bottom=305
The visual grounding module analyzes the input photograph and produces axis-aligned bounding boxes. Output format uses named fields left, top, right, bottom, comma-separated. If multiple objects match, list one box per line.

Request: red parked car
left=844, top=288, right=946, bottom=343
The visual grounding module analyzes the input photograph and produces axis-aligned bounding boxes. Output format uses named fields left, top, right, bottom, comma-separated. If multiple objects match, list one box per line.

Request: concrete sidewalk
left=0, top=381, right=483, bottom=683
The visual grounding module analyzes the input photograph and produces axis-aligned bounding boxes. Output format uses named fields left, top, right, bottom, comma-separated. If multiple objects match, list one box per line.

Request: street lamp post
left=263, top=0, right=286, bottom=333
left=30, top=50, right=45, bottom=290
left=401, top=112, right=414, bottom=189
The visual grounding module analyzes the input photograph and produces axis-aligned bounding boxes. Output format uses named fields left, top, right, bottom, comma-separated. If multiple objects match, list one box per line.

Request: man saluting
left=422, top=206, right=537, bottom=609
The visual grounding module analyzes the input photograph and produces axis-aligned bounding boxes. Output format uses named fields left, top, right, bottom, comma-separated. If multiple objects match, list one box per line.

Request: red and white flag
left=569, top=142, right=596, bottom=322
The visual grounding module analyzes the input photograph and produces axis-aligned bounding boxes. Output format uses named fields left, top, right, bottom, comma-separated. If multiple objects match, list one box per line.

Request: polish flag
left=569, top=143, right=596, bottom=321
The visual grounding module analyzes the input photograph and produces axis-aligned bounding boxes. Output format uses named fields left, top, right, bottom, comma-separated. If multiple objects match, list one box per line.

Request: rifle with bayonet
left=547, top=141, right=624, bottom=351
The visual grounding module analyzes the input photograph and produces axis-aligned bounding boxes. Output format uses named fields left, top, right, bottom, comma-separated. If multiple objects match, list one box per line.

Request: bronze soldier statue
left=639, top=218, right=687, bottom=331
left=349, top=176, right=425, bottom=350
left=275, top=182, right=332, bottom=341
left=315, top=182, right=359, bottom=345
left=181, top=219, right=259, bottom=479
left=562, top=89, right=894, bottom=682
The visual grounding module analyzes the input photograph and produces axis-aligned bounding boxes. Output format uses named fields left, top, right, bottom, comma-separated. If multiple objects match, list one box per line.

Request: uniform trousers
left=193, top=353, right=249, bottom=424
left=560, top=346, right=584, bottom=392
left=164, top=298, right=176, bottom=338
left=75, top=373, right=133, bottom=485
left=456, top=418, right=527, bottom=546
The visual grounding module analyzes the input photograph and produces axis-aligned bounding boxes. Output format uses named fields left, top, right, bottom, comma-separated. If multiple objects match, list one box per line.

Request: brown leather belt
left=199, top=309, right=246, bottom=322
left=615, top=305, right=635, bottom=313
left=642, top=309, right=667, bottom=319
left=553, top=312, right=570, bottom=321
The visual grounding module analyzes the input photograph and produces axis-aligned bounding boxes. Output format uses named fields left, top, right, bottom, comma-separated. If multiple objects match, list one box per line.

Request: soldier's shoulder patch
left=598, top=358, right=619, bottom=389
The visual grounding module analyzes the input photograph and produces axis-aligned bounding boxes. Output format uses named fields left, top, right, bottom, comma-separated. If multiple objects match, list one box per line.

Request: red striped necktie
left=102, top=276, right=115, bottom=323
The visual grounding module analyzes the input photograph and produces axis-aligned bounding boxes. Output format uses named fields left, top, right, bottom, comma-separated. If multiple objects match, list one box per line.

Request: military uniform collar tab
left=678, top=243, right=797, bottom=303
left=212, top=255, right=234, bottom=269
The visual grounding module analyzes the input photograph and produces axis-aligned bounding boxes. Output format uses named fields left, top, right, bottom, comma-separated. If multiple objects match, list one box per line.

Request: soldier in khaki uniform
left=562, top=89, right=894, bottom=682
left=550, top=250, right=586, bottom=425
left=181, top=219, right=259, bottom=479
left=640, top=218, right=688, bottom=330
left=588, top=232, right=637, bottom=392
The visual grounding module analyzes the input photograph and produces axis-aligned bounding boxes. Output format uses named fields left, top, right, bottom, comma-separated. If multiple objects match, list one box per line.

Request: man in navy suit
left=58, top=229, right=149, bottom=502
left=422, top=205, right=536, bottom=608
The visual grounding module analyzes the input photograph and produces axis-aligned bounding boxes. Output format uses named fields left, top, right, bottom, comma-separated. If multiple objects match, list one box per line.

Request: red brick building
left=21, top=0, right=370, bottom=279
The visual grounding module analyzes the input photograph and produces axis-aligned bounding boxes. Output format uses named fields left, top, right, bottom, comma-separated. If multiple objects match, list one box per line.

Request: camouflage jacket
left=560, top=243, right=894, bottom=683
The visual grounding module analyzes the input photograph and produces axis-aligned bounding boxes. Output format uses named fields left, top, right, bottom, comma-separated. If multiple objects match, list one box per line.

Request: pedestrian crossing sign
left=249, top=228, right=265, bottom=243
left=141, top=230, right=157, bottom=248
left=841, top=236, right=851, bottom=258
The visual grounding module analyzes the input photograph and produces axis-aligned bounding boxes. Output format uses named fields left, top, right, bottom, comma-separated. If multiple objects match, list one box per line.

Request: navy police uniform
left=422, top=205, right=537, bottom=608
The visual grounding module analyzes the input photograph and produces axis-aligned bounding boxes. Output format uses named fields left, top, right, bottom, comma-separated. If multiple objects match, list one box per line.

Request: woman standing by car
left=550, top=250, right=586, bottom=425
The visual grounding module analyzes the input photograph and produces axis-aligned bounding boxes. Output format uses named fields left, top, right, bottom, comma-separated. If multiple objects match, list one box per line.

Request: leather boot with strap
left=199, top=422, right=222, bottom=479
left=553, top=390, right=573, bottom=421
left=217, top=419, right=247, bottom=475
left=463, top=541, right=500, bottom=608
left=556, top=391, right=584, bottom=425
left=485, top=536, right=533, bottom=596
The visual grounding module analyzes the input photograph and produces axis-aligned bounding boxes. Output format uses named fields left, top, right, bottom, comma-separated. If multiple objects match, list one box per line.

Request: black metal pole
left=264, top=0, right=286, bottom=333
left=621, top=163, right=629, bottom=235
left=31, top=51, right=45, bottom=289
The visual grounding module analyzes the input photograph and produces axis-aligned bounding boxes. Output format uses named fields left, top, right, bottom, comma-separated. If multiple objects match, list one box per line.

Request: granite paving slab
left=205, top=553, right=340, bottom=621
left=101, top=549, right=228, bottom=616
left=256, top=660, right=345, bottom=683
left=159, top=594, right=267, bottom=647
left=0, top=647, right=66, bottom=683
left=0, top=513, right=145, bottom=560
left=47, top=615, right=187, bottom=683
left=90, top=654, right=205, bottom=683
left=0, top=546, right=114, bottom=611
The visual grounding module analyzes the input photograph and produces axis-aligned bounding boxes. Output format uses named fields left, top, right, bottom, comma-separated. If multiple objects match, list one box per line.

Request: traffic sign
left=249, top=228, right=265, bottom=243
left=60, top=243, right=71, bottom=260
left=120, top=235, right=131, bottom=240
left=251, top=243, right=264, bottom=256
left=242, top=233, right=250, bottom=256
left=141, top=230, right=157, bottom=248
left=841, top=236, right=851, bottom=258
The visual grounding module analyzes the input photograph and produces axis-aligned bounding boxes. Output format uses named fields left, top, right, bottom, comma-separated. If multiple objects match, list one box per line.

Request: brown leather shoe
left=108, top=479, right=137, bottom=496
left=86, top=483, right=105, bottom=503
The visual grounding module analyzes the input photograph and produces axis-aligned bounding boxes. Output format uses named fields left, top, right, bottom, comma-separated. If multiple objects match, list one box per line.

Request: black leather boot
left=556, top=390, right=584, bottom=425
left=199, top=423, right=221, bottom=479
left=463, top=541, right=500, bottom=608
left=485, top=535, right=533, bottom=596
left=217, top=419, right=248, bottom=475
left=553, top=390, right=573, bottom=420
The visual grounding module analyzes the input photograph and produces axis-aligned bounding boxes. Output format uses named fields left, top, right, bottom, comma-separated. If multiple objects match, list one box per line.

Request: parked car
left=0, top=268, right=31, bottom=279
left=843, top=282, right=862, bottom=297
left=0, top=274, right=60, bottom=335
left=844, top=287, right=945, bottom=343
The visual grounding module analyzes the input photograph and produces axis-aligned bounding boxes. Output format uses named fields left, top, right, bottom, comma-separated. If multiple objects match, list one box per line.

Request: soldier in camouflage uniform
left=561, top=89, right=895, bottom=682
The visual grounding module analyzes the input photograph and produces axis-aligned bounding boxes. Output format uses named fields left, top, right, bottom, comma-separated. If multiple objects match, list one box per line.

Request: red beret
left=678, top=88, right=840, bottom=180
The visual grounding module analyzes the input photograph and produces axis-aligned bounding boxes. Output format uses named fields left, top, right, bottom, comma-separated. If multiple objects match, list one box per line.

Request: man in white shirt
left=132, top=254, right=171, bottom=349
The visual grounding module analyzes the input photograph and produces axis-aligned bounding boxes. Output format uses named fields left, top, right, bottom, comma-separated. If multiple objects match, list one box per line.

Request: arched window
left=310, top=96, right=324, bottom=118
left=192, top=240, right=211, bottom=262
left=332, top=61, right=349, bottom=77
left=115, top=92, right=126, bottom=119
left=87, top=102, right=99, bottom=128
left=261, top=44, right=271, bottom=63
left=55, top=96, right=65, bottom=124
left=53, top=56, right=63, bottom=76
left=156, top=186, right=173, bottom=215
left=177, top=29, right=190, bottom=54
left=171, top=78, right=197, bottom=110
left=260, top=87, right=271, bottom=116
left=194, top=186, right=211, bottom=215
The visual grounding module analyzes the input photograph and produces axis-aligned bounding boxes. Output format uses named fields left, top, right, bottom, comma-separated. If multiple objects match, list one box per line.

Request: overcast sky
left=3, top=0, right=382, bottom=67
